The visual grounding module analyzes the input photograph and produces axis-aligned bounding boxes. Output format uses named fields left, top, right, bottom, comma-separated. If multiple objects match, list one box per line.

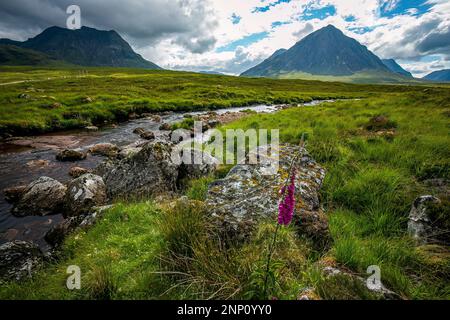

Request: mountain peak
left=1, top=26, right=160, bottom=69
left=241, top=25, right=390, bottom=77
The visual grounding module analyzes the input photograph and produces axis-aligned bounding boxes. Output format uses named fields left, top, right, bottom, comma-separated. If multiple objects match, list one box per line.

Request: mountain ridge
left=424, top=69, right=450, bottom=82
left=0, top=26, right=161, bottom=69
left=241, top=25, right=397, bottom=79
left=381, top=59, right=413, bottom=78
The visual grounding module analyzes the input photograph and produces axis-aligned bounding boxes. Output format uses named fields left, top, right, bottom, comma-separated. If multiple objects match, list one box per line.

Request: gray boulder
left=12, top=177, right=67, bottom=217
left=65, top=174, right=107, bottom=216
left=0, top=241, right=43, bottom=282
left=99, top=141, right=179, bottom=199
left=206, top=144, right=331, bottom=249
left=56, top=149, right=87, bottom=162
left=407, top=195, right=449, bottom=244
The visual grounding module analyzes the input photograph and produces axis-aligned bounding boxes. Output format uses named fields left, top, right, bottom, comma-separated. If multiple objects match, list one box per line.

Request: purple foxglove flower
left=278, top=170, right=296, bottom=225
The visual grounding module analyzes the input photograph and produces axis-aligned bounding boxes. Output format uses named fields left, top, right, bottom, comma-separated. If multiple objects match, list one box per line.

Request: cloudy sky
left=0, top=0, right=449, bottom=77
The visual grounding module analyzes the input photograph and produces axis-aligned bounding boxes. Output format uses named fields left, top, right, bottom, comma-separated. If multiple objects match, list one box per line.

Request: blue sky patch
left=216, top=31, right=270, bottom=52
left=301, top=5, right=336, bottom=21
left=252, top=0, right=291, bottom=13
left=379, top=0, right=432, bottom=18
left=231, top=13, right=241, bottom=25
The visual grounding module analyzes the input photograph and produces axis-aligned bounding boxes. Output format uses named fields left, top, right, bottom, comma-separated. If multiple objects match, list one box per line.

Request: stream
left=0, top=100, right=333, bottom=250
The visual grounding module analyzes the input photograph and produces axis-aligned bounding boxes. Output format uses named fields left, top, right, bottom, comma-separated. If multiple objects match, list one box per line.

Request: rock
left=178, top=149, right=218, bottom=182
left=152, top=115, right=162, bottom=123
left=12, top=177, right=67, bottom=217
left=85, top=125, right=99, bottom=132
left=56, top=149, right=87, bottom=162
left=4, top=185, right=27, bottom=203
left=321, top=266, right=402, bottom=300
left=69, top=166, right=90, bottom=178
left=159, top=123, right=172, bottom=131
left=98, top=141, right=179, bottom=199
left=206, top=144, right=331, bottom=249
left=45, top=216, right=85, bottom=247
left=133, top=127, right=146, bottom=135
left=88, top=143, right=119, bottom=158
left=407, top=195, right=449, bottom=244
left=128, top=112, right=138, bottom=120
left=118, top=146, right=142, bottom=159
left=140, top=131, right=156, bottom=140
left=0, top=241, right=43, bottom=281
left=18, top=93, right=30, bottom=99
left=26, top=159, right=50, bottom=169
left=82, top=96, right=93, bottom=103
left=45, top=205, right=113, bottom=247
left=207, top=120, right=220, bottom=128
left=65, top=174, right=107, bottom=217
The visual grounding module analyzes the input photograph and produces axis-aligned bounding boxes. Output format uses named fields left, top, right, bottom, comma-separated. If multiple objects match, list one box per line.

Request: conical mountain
left=241, top=25, right=390, bottom=77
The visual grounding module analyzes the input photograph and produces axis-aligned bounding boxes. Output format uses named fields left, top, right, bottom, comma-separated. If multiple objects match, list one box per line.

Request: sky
left=0, top=0, right=449, bottom=77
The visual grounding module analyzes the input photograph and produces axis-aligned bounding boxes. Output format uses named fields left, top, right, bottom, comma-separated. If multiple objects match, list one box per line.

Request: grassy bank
left=0, top=66, right=443, bottom=137
left=1, top=87, right=448, bottom=299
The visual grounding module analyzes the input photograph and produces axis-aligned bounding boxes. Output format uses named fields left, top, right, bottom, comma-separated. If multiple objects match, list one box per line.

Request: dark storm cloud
left=417, top=28, right=450, bottom=54
left=0, top=0, right=217, bottom=53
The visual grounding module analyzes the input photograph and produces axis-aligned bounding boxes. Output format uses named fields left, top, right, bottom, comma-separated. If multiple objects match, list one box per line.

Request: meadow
left=0, top=67, right=449, bottom=300
left=0, top=66, right=440, bottom=137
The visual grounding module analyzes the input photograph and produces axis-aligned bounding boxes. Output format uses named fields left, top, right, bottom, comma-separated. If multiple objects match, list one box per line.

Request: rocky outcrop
left=408, top=195, right=449, bottom=244
left=206, top=144, right=331, bottom=249
left=0, top=241, right=43, bottom=282
left=56, top=149, right=87, bottom=161
left=12, top=177, right=67, bottom=217
left=98, top=141, right=179, bottom=199
left=65, top=174, right=107, bottom=216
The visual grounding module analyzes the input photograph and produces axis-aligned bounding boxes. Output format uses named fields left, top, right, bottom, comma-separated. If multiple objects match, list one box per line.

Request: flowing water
left=0, top=100, right=333, bottom=250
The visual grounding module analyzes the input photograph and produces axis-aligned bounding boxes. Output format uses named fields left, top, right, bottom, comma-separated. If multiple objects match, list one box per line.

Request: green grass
left=0, top=66, right=445, bottom=137
left=0, top=68, right=449, bottom=300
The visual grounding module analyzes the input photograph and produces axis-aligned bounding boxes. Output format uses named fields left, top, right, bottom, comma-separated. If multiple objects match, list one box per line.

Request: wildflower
left=278, top=170, right=296, bottom=225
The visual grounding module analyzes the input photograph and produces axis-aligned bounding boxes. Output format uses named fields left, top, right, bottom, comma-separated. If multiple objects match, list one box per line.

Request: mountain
left=0, top=45, right=67, bottom=66
left=241, top=25, right=392, bottom=78
left=382, top=59, right=413, bottom=78
left=423, top=69, right=450, bottom=82
left=0, top=26, right=160, bottom=69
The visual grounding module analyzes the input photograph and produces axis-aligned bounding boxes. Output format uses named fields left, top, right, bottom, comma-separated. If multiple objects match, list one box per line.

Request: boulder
left=3, top=185, right=27, bottom=203
left=65, top=174, right=107, bottom=216
left=0, top=241, right=43, bottom=281
left=206, top=144, right=331, bottom=249
left=69, top=166, right=90, bottom=178
left=408, top=195, right=449, bottom=244
left=88, top=143, right=119, bottom=158
left=98, top=141, right=179, bottom=199
left=178, top=149, right=218, bottom=182
left=133, top=127, right=146, bottom=135
left=56, top=149, right=87, bottom=161
left=140, top=131, right=156, bottom=140
left=12, top=177, right=67, bottom=217
left=159, top=123, right=172, bottom=131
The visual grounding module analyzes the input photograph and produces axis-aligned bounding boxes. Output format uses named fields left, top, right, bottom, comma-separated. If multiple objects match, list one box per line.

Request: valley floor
left=0, top=67, right=449, bottom=299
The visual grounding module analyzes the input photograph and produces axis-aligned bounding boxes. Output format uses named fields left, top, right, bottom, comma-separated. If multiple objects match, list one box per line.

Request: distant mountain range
left=423, top=69, right=450, bottom=82
left=382, top=59, right=413, bottom=78
left=0, top=26, right=160, bottom=69
left=241, top=25, right=416, bottom=83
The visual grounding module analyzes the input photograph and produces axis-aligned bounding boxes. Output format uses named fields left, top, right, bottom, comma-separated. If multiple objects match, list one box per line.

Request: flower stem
left=263, top=223, right=280, bottom=298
